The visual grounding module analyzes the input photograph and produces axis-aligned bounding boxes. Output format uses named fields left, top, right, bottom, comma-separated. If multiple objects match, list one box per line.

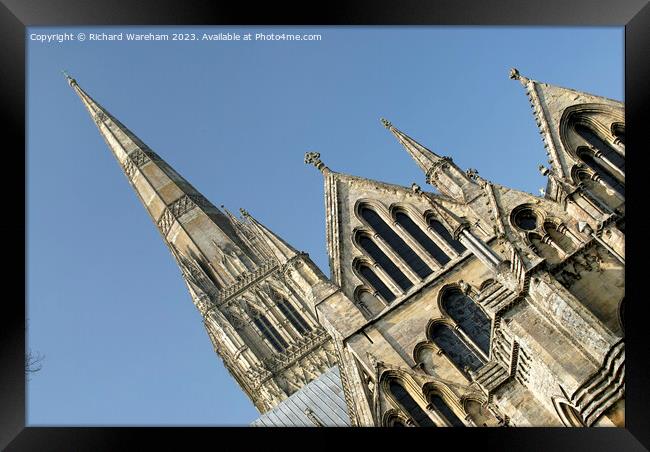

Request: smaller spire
left=380, top=118, right=446, bottom=184
left=304, top=151, right=329, bottom=173
left=241, top=209, right=298, bottom=262
left=221, top=204, right=246, bottom=228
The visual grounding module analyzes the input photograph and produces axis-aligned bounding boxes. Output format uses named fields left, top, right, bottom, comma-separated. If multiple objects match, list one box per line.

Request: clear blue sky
left=27, top=26, right=623, bottom=426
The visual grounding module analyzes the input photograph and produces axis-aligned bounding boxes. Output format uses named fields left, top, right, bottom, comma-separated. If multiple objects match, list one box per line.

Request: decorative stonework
left=157, top=207, right=175, bottom=236
left=93, top=111, right=107, bottom=125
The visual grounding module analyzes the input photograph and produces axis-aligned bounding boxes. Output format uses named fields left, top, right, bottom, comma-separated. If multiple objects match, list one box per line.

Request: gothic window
left=544, top=222, right=576, bottom=255
left=575, top=124, right=625, bottom=174
left=441, top=288, right=491, bottom=356
left=512, top=209, right=539, bottom=231
left=253, top=315, right=288, bottom=352
left=388, top=380, right=436, bottom=427
left=428, top=218, right=466, bottom=254
left=358, top=264, right=396, bottom=303
left=429, top=323, right=484, bottom=375
left=358, top=235, right=413, bottom=291
left=395, top=211, right=451, bottom=265
left=577, top=147, right=624, bottom=197
left=360, top=207, right=432, bottom=279
left=428, top=393, right=465, bottom=427
left=576, top=171, right=621, bottom=212
left=529, top=233, right=563, bottom=265
left=277, top=300, right=310, bottom=334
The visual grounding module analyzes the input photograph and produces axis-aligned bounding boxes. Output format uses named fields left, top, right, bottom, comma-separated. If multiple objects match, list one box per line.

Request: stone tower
left=64, top=74, right=339, bottom=414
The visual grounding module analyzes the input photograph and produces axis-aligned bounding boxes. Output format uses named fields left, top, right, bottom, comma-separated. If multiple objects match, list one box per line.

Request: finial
left=509, top=67, right=529, bottom=85
left=410, top=182, right=422, bottom=194
left=380, top=117, right=392, bottom=129
left=304, top=151, right=328, bottom=173
left=538, top=165, right=550, bottom=176
left=62, top=69, right=77, bottom=86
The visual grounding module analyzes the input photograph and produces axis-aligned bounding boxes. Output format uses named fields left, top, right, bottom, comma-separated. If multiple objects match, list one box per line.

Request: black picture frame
left=2, top=0, right=647, bottom=449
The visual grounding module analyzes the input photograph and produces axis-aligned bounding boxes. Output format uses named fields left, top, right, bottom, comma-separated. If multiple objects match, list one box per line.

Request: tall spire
left=67, top=75, right=340, bottom=414
left=381, top=118, right=477, bottom=202
left=65, top=74, right=266, bottom=288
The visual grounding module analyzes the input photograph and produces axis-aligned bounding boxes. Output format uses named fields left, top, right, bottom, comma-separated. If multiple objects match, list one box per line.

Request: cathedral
left=64, top=67, right=625, bottom=427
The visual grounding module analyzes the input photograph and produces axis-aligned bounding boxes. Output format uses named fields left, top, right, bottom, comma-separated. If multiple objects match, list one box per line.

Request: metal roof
left=251, top=366, right=351, bottom=427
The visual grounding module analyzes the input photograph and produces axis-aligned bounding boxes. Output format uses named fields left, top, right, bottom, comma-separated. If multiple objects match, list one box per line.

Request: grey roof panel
left=251, top=366, right=351, bottom=427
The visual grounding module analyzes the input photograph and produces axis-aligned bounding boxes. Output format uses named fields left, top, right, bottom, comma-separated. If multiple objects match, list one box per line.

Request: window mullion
left=371, top=233, right=420, bottom=284
left=393, top=221, right=442, bottom=271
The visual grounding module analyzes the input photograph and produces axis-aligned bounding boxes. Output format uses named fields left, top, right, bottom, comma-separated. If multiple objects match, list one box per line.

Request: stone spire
left=67, top=75, right=340, bottom=415
left=381, top=118, right=476, bottom=202
left=65, top=74, right=266, bottom=289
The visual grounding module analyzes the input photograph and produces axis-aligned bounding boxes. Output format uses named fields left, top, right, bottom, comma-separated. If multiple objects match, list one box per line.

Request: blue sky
left=26, top=26, right=623, bottom=425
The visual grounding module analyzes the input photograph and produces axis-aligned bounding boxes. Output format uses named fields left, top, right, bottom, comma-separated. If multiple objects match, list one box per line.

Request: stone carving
left=129, top=148, right=151, bottom=167
left=304, top=151, right=328, bottom=172
left=93, top=111, right=108, bottom=125
left=157, top=208, right=175, bottom=236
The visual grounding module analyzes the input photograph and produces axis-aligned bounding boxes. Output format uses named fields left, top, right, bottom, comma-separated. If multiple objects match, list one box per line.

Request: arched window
left=544, top=223, right=575, bottom=255
left=576, top=171, right=622, bottom=212
left=430, top=323, right=483, bottom=374
left=395, top=211, right=451, bottom=265
left=428, top=218, right=466, bottom=254
left=253, top=315, right=288, bottom=352
left=358, top=235, right=413, bottom=291
left=389, top=380, right=436, bottom=427
left=428, top=393, right=465, bottom=427
left=577, top=148, right=624, bottom=197
left=575, top=124, right=624, bottom=174
left=358, top=264, right=396, bottom=303
left=277, top=300, right=310, bottom=334
left=441, top=288, right=491, bottom=356
left=360, top=207, right=432, bottom=279
left=529, top=233, right=563, bottom=265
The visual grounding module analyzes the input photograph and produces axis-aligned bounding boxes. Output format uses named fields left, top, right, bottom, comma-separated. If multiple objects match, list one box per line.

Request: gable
left=324, top=171, right=470, bottom=310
